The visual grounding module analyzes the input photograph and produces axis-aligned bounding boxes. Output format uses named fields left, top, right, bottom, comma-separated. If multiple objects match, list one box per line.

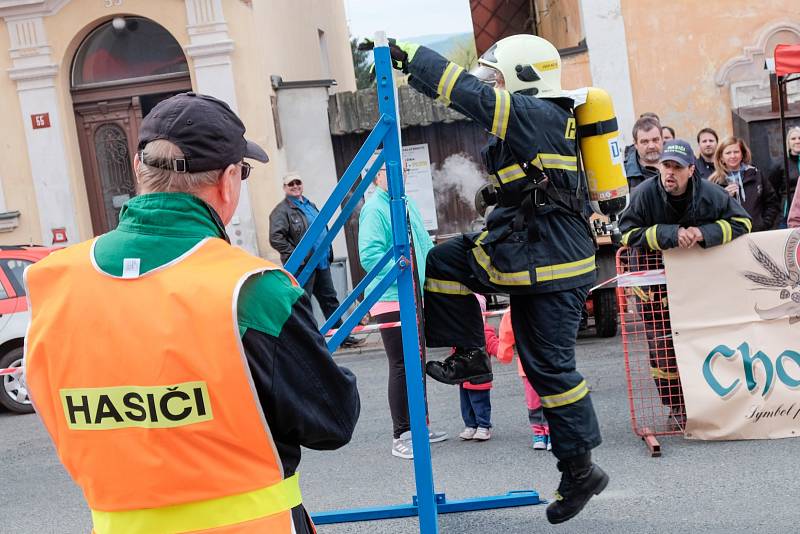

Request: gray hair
left=136, top=140, right=222, bottom=194
left=787, top=126, right=800, bottom=155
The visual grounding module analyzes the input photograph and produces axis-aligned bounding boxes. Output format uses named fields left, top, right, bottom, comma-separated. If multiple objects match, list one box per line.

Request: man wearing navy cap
left=24, top=92, right=359, bottom=534
left=617, top=139, right=752, bottom=429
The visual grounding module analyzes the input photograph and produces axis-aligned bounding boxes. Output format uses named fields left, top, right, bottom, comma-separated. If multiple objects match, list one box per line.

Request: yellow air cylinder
left=574, top=87, right=629, bottom=218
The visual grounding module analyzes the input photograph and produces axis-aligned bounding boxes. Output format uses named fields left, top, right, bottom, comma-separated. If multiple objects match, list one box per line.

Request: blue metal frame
left=286, top=34, right=544, bottom=534
left=312, top=491, right=544, bottom=525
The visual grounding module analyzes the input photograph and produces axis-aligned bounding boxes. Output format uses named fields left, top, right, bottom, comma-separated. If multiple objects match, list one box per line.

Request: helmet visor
left=470, top=64, right=499, bottom=87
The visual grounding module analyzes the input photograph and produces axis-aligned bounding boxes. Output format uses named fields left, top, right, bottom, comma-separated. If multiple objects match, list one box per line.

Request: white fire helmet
left=474, top=34, right=562, bottom=97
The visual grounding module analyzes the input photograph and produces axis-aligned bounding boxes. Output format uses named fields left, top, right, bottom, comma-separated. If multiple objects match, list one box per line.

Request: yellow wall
left=621, top=1, right=799, bottom=145
left=535, top=0, right=584, bottom=51
left=0, top=0, right=356, bottom=255
left=562, top=51, right=593, bottom=91
left=0, top=21, right=39, bottom=245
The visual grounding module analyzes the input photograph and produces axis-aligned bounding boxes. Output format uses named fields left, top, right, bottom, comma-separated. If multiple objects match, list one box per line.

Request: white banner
left=665, top=228, right=800, bottom=440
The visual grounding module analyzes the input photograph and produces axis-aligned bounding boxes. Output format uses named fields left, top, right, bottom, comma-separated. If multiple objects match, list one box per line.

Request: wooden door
left=74, top=97, right=142, bottom=235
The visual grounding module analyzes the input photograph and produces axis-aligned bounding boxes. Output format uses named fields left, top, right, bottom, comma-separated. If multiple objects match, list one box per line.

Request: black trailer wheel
left=593, top=288, right=618, bottom=338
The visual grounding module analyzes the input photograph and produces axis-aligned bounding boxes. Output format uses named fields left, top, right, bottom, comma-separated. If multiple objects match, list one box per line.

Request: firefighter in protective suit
left=361, top=35, right=608, bottom=524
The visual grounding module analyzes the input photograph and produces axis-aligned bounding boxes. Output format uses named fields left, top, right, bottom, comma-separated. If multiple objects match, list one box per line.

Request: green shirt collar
left=117, top=192, right=229, bottom=240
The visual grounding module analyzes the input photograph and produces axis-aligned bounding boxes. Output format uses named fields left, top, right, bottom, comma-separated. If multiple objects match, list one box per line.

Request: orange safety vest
left=25, top=237, right=307, bottom=534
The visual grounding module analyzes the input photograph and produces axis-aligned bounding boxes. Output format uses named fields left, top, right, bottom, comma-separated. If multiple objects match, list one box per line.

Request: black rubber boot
left=546, top=452, right=609, bottom=524
left=424, top=348, right=492, bottom=385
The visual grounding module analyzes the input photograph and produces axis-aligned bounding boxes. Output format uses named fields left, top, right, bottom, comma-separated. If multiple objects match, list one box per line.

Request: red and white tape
left=590, top=269, right=667, bottom=293
left=0, top=367, right=21, bottom=376
left=325, top=308, right=508, bottom=337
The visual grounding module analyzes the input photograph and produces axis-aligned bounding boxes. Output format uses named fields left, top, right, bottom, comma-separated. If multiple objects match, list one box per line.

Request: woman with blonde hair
left=769, top=126, right=800, bottom=227
left=709, top=136, right=779, bottom=232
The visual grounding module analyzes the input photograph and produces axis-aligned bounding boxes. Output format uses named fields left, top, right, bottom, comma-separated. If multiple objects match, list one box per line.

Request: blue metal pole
left=373, top=34, right=439, bottom=534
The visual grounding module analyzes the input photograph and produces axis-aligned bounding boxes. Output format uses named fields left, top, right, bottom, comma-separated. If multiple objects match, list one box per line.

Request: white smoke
left=432, top=153, right=488, bottom=205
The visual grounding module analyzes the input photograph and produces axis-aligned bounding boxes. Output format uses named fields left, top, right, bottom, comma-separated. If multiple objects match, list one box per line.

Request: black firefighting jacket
left=407, top=46, right=596, bottom=294
left=618, top=174, right=752, bottom=250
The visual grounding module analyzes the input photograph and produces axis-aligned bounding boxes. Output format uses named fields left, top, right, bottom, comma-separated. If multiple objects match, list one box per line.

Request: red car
left=0, top=245, right=58, bottom=414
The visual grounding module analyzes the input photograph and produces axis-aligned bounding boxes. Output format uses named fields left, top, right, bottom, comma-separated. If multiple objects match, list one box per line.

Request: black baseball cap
left=137, top=92, right=268, bottom=173
left=660, top=139, right=695, bottom=167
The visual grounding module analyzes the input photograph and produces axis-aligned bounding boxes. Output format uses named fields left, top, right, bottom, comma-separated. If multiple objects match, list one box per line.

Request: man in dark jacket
left=269, top=173, right=364, bottom=348
left=619, top=139, right=751, bottom=429
left=365, top=34, right=607, bottom=525
left=695, top=127, right=718, bottom=180
left=624, top=116, right=663, bottom=190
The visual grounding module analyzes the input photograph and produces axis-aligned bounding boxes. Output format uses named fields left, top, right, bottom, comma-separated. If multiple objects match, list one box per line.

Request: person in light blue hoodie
left=358, top=160, right=447, bottom=459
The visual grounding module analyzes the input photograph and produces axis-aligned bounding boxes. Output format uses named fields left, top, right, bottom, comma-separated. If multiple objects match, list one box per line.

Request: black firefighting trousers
left=423, top=237, right=602, bottom=460
left=636, top=286, right=684, bottom=409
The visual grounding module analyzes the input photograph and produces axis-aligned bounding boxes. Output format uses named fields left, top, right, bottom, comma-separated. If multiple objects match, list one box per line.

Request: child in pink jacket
left=457, top=295, right=501, bottom=441
left=497, top=310, right=552, bottom=450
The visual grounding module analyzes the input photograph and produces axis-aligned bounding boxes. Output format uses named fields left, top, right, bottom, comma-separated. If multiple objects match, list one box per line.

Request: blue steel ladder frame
left=285, top=33, right=543, bottom=534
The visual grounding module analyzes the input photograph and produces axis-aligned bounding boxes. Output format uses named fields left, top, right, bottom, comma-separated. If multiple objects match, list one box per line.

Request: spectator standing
left=619, top=139, right=752, bottom=429
left=269, top=173, right=364, bottom=348
left=789, top=181, right=800, bottom=227
left=661, top=125, right=675, bottom=141
left=769, top=126, right=800, bottom=226
left=625, top=116, right=663, bottom=190
left=358, top=162, right=447, bottom=459
left=709, top=137, right=779, bottom=232
left=496, top=310, right=552, bottom=450
left=695, top=128, right=718, bottom=180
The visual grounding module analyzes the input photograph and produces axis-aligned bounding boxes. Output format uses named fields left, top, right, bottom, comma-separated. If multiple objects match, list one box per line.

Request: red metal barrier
left=615, top=247, right=684, bottom=457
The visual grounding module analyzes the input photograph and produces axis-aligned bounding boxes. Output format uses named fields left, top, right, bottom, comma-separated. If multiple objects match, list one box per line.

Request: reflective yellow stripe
left=472, top=231, right=531, bottom=286
left=651, top=367, right=680, bottom=380
left=436, top=62, right=464, bottom=106
left=535, top=255, right=595, bottom=282
left=538, top=153, right=578, bottom=172
left=92, top=473, right=302, bottom=534
left=731, top=216, right=751, bottom=234
left=487, top=173, right=501, bottom=187
left=541, top=380, right=590, bottom=409
left=715, top=220, right=732, bottom=244
left=632, top=286, right=650, bottom=301
left=424, top=277, right=473, bottom=295
left=472, top=245, right=531, bottom=285
left=491, top=89, right=511, bottom=139
left=645, top=225, right=661, bottom=250
left=496, top=163, right=527, bottom=184
left=621, top=228, right=638, bottom=247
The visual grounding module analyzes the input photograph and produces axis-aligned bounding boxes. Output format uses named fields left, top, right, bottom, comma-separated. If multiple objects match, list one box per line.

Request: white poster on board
left=364, top=143, right=439, bottom=231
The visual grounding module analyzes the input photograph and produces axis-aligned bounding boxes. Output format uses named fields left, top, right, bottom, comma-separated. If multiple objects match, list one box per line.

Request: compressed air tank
left=574, top=87, right=629, bottom=217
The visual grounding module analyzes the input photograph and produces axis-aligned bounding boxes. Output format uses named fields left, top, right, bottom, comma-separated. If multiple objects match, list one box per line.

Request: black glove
left=358, top=38, right=412, bottom=73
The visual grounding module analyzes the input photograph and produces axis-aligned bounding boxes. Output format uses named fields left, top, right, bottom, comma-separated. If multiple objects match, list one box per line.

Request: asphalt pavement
left=2, top=328, right=799, bottom=533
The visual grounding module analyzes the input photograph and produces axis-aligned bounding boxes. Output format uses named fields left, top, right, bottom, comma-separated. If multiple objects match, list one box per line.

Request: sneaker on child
left=459, top=427, right=477, bottom=440
left=429, top=430, right=449, bottom=443
left=546, top=435, right=553, bottom=451
left=533, top=434, right=547, bottom=450
left=473, top=427, right=492, bottom=441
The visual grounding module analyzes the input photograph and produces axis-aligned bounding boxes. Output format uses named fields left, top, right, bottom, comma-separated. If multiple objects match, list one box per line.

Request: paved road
left=2, top=331, right=799, bottom=533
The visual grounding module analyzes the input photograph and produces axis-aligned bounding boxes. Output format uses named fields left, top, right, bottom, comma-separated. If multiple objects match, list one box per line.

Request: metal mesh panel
left=616, top=247, right=685, bottom=453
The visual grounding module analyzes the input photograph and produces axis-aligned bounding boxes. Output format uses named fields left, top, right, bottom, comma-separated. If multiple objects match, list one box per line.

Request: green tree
left=350, top=37, right=373, bottom=89
left=447, top=36, right=478, bottom=70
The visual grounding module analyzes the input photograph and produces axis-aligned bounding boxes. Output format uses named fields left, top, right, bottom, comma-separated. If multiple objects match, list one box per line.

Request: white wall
left=580, top=0, right=637, bottom=145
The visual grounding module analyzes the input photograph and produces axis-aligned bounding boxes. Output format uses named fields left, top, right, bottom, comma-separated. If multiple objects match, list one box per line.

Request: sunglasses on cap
left=285, top=179, right=302, bottom=187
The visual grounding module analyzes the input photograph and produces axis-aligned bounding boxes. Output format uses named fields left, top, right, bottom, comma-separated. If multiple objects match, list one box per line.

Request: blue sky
left=344, top=0, right=474, bottom=39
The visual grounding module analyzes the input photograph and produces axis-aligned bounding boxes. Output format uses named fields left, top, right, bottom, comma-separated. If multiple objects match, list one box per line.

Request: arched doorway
left=71, top=16, right=192, bottom=234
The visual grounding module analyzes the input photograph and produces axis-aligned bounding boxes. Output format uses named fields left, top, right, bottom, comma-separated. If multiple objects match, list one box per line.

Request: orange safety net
left=615, top=248, right=684, bottom=454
